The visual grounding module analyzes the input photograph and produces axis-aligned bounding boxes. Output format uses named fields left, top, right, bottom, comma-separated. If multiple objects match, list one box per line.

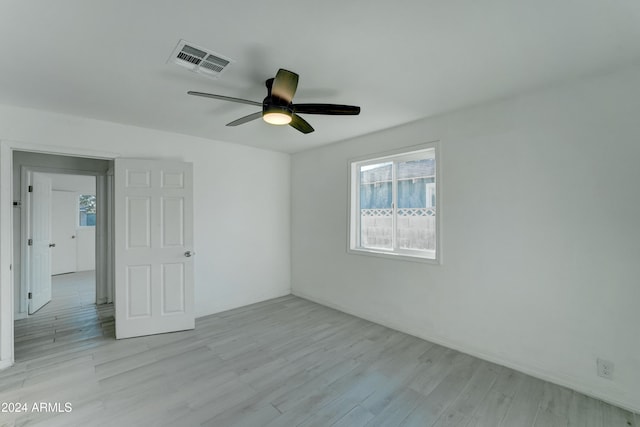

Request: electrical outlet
left=597, top=358, right=614, bottom=380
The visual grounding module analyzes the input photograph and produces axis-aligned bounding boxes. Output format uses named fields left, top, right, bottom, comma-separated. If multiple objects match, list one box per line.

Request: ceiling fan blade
left=187, top=91, right=262, bottom=107
left=271, top=69, right=299, bottom=103
left=293, top=103, right=360, bottom=115
left=226, top=111, right=263, bottom=126
left=289, top=114, right=314, bottom=134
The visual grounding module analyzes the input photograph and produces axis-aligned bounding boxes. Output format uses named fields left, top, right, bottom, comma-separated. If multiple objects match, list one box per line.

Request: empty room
left=0, top=1, right=639, bottom=426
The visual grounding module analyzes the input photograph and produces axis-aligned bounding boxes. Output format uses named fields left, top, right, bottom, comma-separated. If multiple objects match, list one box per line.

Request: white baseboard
left=196, top=288, right=292, bottom=319
left=292, top=290, right=640, bottom=414
left=0, top=358, right=14, bottom=371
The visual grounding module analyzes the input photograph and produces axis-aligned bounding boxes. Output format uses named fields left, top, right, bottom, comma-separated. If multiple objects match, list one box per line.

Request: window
left=349, top=144, right=438, bottom=261
left=79, top=194, right=96, bottom=226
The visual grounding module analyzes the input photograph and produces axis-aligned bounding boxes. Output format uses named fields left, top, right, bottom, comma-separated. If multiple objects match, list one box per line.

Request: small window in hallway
left=79, top=194, right=97, bottom=226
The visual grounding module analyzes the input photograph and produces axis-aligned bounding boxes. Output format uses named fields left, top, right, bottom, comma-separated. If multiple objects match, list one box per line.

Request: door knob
left=184, top=251, right=195, bottom=257
left=49, top=243, right=56, bottom=248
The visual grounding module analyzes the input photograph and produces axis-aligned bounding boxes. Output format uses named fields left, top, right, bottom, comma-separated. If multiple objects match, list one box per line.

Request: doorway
left=36, top=174, right=96, bottom=312
left=12, top=151, right=114, bottom=360
left=1, top=143, right=195, bottom=367
left=52, top=188, right=95, bottom=276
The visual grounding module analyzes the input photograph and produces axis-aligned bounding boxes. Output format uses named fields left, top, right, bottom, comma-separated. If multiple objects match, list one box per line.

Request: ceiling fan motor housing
left=262, top=77, right=293, bottom=124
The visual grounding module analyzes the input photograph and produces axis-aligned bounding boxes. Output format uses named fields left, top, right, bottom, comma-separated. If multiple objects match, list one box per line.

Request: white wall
left=47, top=173, right=95, bottom=194
left=291, top=64, right=640, bottom=412
left=47, top=174, right=97, bottom=272
left=0, top=105, right=291, bottom=323
left=75, top=228, right=95, bottom=272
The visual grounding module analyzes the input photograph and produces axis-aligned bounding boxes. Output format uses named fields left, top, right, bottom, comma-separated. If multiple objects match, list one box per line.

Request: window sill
left=347, top=247, right=439, bottom=264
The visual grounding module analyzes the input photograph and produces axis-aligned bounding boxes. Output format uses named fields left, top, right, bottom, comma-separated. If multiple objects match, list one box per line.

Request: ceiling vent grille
left=168, top=40, right=233, bottom=79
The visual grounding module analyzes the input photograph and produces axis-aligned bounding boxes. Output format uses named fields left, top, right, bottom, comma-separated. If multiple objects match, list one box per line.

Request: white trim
left=14, top=165, right=106, bottom=177
left=0, top=143, right=14, bottom=366
left=391, top=157, right=397, bottom=250
left=0, top=139, right=120, bottom=370
left=347, top=247, right=439, bottom=264
left=347, top=141, right=441, bottom=264
left=20, top=168, right=31, bottom=316
left=2, top=140, right=119, bottom=160
left=0, top=359, right=12, bottom=370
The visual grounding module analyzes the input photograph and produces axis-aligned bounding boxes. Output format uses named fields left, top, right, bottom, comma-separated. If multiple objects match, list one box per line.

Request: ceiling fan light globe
left=263, top=112, right=292, bottom=125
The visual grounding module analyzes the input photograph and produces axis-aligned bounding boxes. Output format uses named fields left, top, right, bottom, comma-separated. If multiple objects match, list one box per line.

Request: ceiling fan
left=188, top=69, right=360, bottom=134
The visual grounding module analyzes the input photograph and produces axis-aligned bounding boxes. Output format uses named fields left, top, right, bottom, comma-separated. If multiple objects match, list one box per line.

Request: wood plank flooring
left=37, top=270, right=97, bottom=315
left=3, top=281, right=638, bottom=426
left=13, top=270, right=110, bottom=362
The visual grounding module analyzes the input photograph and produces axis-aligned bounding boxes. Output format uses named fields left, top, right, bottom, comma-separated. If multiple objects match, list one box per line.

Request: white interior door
left=28, top=172, right=53, bottom=314
left=51, top=190, right=78, bottom=275
left=114, top=159, right=194, bottom=339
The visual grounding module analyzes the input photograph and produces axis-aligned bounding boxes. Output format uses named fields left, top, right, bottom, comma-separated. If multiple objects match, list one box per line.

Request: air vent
left=168, top=40, right=233, bottom=79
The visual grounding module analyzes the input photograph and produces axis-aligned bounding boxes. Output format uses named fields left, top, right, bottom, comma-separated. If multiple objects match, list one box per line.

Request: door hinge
left=27, top=238, right=33, bottom=246
left=28, top=292, right=32, bottom=299
left=28, top=185, right=33, bottom=193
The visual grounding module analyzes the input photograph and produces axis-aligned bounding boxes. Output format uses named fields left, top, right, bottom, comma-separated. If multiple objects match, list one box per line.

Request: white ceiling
left=1, top=1, right=639, bottom=153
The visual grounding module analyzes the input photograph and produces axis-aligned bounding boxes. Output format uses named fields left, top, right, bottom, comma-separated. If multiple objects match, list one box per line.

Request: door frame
left=19, top=166, right=105, bottom=317
left=0, top=140, right=120, bottom=369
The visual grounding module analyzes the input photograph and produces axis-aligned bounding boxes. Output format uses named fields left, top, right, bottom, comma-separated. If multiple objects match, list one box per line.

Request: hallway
left=14, top=271, right=114, bottom=361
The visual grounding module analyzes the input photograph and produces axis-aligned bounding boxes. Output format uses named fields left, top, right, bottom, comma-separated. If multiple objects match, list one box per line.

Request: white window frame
left=348, top=142, right=440, bottom=263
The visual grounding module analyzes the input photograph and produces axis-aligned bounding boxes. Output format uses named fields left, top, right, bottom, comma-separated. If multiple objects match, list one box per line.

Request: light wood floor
left=13, top=270, right=110, bottom=363
left=38, top=270, right=97, bottom=315
left=3, top=277, right=638, bottom=426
